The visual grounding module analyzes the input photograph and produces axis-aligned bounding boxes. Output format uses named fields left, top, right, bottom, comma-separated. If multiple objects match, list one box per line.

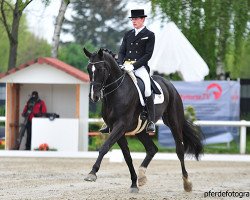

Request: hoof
left=130, top=187, right=139, bottom=193
left=84, top=173, right=97, bottom=182
left=183, top=177, right=192, bottom=192
left=138, top=176, right=147, bottom=187
left=138, top=167, right=147, bottom=186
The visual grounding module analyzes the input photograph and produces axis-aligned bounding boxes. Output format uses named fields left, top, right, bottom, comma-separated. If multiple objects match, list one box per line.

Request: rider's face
left=131, top=17, right=145, bottom=29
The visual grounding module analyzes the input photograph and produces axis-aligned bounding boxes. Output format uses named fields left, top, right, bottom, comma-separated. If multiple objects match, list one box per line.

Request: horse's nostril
left=94, top=97, right=100, bottom=102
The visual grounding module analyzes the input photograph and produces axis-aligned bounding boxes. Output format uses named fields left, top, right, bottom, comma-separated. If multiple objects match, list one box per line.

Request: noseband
left=88, top=60, right=126, bottom=98
left=88, top=60, right=105, bottom=65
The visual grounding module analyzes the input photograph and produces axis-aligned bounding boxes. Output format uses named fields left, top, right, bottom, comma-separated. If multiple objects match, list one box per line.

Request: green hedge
left=0, top=105, right=5, bottom=116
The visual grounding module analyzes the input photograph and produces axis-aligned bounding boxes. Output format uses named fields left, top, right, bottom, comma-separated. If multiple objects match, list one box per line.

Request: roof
left=0, top=57, right=89, bottom=82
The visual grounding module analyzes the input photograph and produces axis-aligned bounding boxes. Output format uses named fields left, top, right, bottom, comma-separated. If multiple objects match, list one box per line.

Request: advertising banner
left=158, top=81, right=240, bottom=147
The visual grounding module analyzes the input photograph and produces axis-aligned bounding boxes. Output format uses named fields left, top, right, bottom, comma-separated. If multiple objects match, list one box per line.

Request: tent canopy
left=149, top=22, right=209, bottom=81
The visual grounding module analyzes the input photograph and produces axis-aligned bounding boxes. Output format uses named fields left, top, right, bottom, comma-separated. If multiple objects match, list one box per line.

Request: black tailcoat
left=117, top=27, right=155, bottom=72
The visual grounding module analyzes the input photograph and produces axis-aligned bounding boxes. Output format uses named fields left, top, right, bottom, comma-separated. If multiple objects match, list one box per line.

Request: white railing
left=89, top=118, right=249, bottom=154
left=194, top=120, right=250, bottom=154
left=0, top=116, right=6, bottom=122
left=1, top=116, right=249, bottom=154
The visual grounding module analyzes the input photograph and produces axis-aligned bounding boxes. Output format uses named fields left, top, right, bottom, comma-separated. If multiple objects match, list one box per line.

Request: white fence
left=1, top=117, right=249, bottom=154
left=155, top=120, right=250, bottom=154
left=0, top=116, right=5, bottom=122
left=90, top=118, right=250, bottom=154
left=194, top=120, right=250, bottom=154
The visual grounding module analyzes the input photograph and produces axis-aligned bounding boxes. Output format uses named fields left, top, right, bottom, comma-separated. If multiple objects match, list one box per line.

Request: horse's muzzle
left=89, top=92, right=100, bottom=102
left=92, top=96, right=100, bottom=102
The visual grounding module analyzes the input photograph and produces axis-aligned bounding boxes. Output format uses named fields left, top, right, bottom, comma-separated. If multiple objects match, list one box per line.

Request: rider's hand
left=121, top=64, right=134, bottom=72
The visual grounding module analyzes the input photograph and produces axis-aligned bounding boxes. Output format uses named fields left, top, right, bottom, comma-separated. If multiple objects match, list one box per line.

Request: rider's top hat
left=129, top=9, right=147, bottom=18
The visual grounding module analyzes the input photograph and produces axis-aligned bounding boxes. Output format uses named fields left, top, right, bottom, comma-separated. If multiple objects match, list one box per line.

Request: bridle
left=89, top=60, right=106, bottom=87
left=88, top=60, right=126, bottom=99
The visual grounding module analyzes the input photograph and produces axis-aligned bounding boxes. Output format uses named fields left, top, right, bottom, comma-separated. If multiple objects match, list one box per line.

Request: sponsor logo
left=206, top=83, right=222, bottom=100
left=180, top=83, right=223, bottom=101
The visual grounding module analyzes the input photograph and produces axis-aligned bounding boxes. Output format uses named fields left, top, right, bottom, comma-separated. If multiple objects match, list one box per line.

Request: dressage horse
left=83, top=48, right=203, bottom=193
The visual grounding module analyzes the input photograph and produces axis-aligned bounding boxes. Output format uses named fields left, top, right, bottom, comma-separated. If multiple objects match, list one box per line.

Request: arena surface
left=0, top=157, right=249, bottom=200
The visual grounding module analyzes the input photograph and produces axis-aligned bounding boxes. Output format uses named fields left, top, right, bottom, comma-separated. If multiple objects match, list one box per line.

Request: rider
left=100, top=9, right=155, bottom=133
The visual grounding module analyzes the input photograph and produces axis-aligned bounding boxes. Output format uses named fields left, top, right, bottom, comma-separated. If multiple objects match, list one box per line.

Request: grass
left=89, top=131, right=250, bottom=154
left=111, top=137, right=176, bottom=153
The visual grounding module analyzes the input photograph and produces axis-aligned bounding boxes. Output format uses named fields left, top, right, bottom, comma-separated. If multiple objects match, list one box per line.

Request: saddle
left=134, top=75, right=164, bottom=106
left=137, top=76, right=161, bottom=95
left=123, top=61, right=163, bottom=105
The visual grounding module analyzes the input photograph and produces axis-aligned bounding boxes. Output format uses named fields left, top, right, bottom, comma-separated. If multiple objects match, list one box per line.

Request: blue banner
left=158, top=81, right=240, bottom=147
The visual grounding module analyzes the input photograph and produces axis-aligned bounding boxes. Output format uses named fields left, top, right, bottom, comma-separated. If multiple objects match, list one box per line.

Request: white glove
left=121, top=64, right=134, bottom=72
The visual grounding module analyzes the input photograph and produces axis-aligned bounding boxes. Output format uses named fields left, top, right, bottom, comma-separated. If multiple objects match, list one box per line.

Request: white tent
left=149, top=22, right=209, bottom=81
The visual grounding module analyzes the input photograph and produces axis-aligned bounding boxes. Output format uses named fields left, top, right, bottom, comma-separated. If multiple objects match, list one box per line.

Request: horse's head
left=83, top=48, right=110, bottom=102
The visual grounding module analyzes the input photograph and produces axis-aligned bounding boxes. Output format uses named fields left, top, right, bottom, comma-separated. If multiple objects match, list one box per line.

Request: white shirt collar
left=135, top=26, right=145, bottom=36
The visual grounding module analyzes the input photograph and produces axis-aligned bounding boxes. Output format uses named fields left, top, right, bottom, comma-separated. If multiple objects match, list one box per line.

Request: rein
left=102, top=73, right=126, bottom=98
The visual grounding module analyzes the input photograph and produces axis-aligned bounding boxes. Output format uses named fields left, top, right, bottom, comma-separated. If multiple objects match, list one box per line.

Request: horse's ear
left=98, top=48, right=103, bottom=57
left=83, top=47, right=92, bottom=58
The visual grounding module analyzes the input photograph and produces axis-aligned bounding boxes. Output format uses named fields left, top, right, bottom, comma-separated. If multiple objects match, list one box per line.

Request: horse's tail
left=183, top=119, right=204, bottom=160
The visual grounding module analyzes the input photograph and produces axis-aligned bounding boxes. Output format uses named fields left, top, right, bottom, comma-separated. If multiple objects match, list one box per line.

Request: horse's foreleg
left=136, top=130, right=158, bottom=186
left=84, top=124, right=125, bottom=182
left=117, top=135, right=139, bottom=193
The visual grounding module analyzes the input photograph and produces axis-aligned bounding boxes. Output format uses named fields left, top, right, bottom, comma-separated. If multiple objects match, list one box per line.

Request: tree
left=0, top=3, right=51, bottom=72
left=226, top=34, right=250, bottom=78
left=151, top=0, right=250, bottom=79
left=17, top=33, right=51, bottom=65
left=58, top=41, right=96, bottom=72
left=238, top=39, right=250, bottom=78
left=63, top=0, right=128, bottom=52
left=0, top=14, right=9, bottom=72
left=0, top=0, right=50, bottom=70
left=51, top=0, right=70, bottom=58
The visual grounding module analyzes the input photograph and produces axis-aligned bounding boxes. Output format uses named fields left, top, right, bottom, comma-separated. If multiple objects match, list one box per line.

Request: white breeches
left=134, top=66, right=151, bottom=97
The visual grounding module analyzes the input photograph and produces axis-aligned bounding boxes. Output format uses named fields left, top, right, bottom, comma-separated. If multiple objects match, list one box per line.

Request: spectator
left=22, top=91, right=47, bottom=150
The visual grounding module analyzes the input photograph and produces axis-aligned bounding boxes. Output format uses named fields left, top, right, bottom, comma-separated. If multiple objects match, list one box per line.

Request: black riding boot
left=145, top=95, right=155, bottom=133
left=99, top=123, right=110, bottom=134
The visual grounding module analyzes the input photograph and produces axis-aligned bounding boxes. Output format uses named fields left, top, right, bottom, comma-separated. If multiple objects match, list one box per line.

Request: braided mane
left=101, top=48, right=118, bottom=61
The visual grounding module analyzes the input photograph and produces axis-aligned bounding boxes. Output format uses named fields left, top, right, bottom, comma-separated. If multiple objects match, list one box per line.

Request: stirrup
left=99, top=124, right=110, bottom=134
left=146, top=121, right=155, bottom=133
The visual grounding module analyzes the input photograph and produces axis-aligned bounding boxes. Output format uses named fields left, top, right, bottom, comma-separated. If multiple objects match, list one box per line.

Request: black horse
left=83, top=48, right=203, bottom=193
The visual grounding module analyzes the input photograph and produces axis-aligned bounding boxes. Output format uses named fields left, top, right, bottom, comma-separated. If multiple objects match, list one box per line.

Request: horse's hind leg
left=117, top=135, right=139, bottom=193
left=162, top=113, right=192, bottom=192
left=136, top=130, right=158, bottom=186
